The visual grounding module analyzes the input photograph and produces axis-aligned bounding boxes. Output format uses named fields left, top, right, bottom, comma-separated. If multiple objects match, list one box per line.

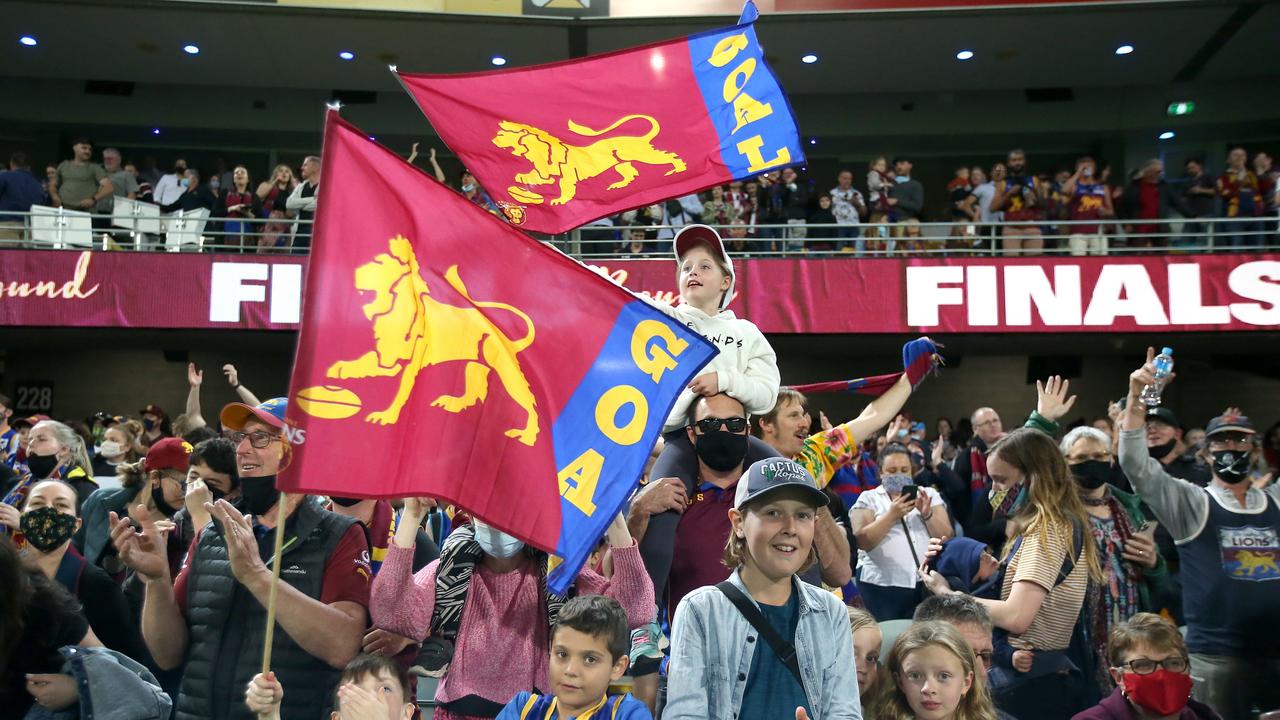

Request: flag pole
left=260, top=495, right=290, bottom=675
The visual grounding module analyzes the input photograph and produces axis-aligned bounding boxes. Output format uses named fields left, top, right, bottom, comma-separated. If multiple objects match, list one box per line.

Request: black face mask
left=694, top=431, right=749, bottom=472
left=239, top=475, right=280, bottom=516
left=1211, top=450, right=1251, bottom=484
left=25, top=452, right=60, bottom=479
left=20, top=506, right=79, bottom=552
left=1147, top=439, right=1177, bottom=460
left=209, top=485, right=228, bottom=503
left=151, top=483, right=180, bottom=518
left=330, top=496, right=364, bottom=507
left=1070, top=460, right=1111, bottom=490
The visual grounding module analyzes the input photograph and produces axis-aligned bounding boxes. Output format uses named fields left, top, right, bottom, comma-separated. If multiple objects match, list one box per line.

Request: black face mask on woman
left=694, top=431, right=749, bottom=472
left=1070, top=460, right=1112, bottom=490
left=25, top=452, right=60, bottom=480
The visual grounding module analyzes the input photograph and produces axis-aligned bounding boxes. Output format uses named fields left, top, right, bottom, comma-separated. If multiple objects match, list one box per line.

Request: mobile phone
left=903, top=484, right=919, bottom=501
left=1138, top=520, right=1159, bottom=537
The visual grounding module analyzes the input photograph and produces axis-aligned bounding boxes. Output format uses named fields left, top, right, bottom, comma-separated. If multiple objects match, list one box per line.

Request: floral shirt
left=794, top=425, right=857, bottom=489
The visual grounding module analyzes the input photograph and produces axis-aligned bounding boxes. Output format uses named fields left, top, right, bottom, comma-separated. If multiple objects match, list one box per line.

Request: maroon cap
left=140, top=404, right=166, bottom=418
left=145, top=437, right=192, bottom=474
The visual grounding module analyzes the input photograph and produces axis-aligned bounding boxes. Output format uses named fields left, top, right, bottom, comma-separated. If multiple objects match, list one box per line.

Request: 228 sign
left=13, top=381, right=54, bottom=416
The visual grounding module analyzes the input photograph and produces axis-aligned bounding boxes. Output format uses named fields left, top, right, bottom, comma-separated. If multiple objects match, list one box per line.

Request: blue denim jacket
left=665, top=570, right=863, bottom=720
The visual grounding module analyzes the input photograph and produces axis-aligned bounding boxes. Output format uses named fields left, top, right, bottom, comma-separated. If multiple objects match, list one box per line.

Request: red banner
left=2, top=250, right=1277, bottom=334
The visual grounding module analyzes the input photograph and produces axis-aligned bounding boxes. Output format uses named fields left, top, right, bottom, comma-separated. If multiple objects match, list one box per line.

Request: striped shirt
left=1002, top=519, right=1089, bottom=652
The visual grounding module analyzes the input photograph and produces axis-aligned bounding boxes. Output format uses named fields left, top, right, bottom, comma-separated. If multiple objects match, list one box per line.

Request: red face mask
left=1122, top=668, right=1193, bottom=717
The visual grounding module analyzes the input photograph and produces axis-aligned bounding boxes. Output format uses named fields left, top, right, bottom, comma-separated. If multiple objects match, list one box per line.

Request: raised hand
left=1036, top=375, right=1077, bottom=423
left=188, top=362, right=203, bottom=387
left=207, top=499, right=269, bottom=587
left=223, top=363, right=240, bottom=387
left=819, top=411, right=833, bottom=432
left=362, top=628, right=416, bottom=657
left=108, top=505, right=170, bottom=582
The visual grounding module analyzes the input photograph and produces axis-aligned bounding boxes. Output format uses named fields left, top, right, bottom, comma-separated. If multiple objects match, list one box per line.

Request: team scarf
left=788, top=337, right=942, bottom=397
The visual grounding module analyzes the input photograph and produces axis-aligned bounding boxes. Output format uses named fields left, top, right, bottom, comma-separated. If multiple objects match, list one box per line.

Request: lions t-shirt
left=739, top=591, right=810, bottom=720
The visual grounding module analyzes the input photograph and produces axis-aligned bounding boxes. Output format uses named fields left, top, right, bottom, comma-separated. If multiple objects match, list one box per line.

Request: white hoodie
left=650, top=301, right=780, bottom=432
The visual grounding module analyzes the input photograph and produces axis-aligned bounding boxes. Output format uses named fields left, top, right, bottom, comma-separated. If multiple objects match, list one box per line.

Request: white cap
left=673, top=224, right=735, bottom=311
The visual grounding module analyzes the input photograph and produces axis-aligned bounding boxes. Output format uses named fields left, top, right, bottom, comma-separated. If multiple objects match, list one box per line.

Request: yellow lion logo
left=1233, top=550, right=1280, bottom=577
left=326, top=236, right=540, bottom=446
left=492, top=114, right=686, bottom=207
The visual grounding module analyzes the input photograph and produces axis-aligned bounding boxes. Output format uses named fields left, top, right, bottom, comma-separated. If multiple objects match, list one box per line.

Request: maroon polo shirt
left=667, top=479, right=737, bottom=620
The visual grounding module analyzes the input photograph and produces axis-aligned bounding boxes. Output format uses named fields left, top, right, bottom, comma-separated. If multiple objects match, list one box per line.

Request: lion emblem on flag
left=323, top=236, right=540, bottom=445
left=492, top=114, right=686, bottom=207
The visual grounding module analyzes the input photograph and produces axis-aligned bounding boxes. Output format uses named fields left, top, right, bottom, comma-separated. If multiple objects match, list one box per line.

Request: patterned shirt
left=0, top=428, right=18, bottom=469
left=794, top=425, right=858, bottom=489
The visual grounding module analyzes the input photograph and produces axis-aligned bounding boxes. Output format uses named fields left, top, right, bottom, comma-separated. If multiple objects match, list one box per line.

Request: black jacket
left=1120, top=179, right=1193, bottom=220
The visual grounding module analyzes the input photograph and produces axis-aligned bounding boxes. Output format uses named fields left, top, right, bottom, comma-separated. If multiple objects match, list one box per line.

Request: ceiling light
left=152, top=128, right=161, bottom=135
left=338, top=51, right=355, bottom=61
left=183, top=44, right=200, bottom=55
left=801, top=53, right=818, bottom=64
left=1115, top=44, right=1134, bottom=55
left=19, top=35, right=37, bottom=47
left=956, top=50, right=974, bottom=61
left=809, top=138, right=817, bottom=145
left=491, top=55, right=507, bottom=66
left=1158, top=131, right=1175, bottom=140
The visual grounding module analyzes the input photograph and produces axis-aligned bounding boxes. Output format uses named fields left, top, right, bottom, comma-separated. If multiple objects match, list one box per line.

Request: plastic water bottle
left=1141, top=347, right=1174, bottom=407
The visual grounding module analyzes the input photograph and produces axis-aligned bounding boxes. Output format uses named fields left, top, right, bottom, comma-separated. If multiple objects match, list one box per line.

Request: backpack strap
left=715, top=581, right=804, bottom=687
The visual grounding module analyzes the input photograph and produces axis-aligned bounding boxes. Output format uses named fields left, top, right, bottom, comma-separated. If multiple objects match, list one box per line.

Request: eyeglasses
left=224, top=430, right=280, bottom=449
left=974, top=418, right=1001, bottom=428
left=975, top=650, right=994, bottom=667
left=1115, top=656, right=1188, bottom=675
left=693, top=417, right=749, bottom=434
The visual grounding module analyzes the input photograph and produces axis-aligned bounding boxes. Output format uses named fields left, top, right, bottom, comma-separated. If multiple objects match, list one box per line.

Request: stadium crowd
left=2, top=220, right=1279, bottom=720
left=2, top=139, right=1278, bottom=255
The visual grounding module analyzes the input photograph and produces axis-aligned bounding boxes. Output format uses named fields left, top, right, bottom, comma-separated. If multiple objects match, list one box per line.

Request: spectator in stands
left=1145, top=406, right=1210, bottom=486
left=849, top=607, right=882, bottom=706
left=257, top=163, right=297, bottom=250
left=0, top=536, right=104, bottom=718
left=949, top=166, right=980, bottom=247
left=21, top=479, right=151, bottom=662
left=658, top=195, right=704, bottom=241
left=724, top=216, right=750, bottom=254
left=1181, top=158, right=1218, bottom=244
left=993, top=149, right=1043, bottom=255
left=287, top=155, right=321, bottom=250
left=1072, top=613, right=1219, bottom=720
left=619, top=225, right=652, bottom=256
left=665, top=458, right=860, bottom=720
left=98, top=147, right=137, bottom=213
left=138, top=404, right=172, bottom=448
left=223, top=165, right=259, bottom=250
left=371, top=498, right=650, bottom=718
left=830, top=169, right=867, bottom=253
left=725, top=179, right=749, bottom=216
left=246, top=653, right=416, bottom=720
left=952, top=406, right=1004, bottom=543
left=48, top=137, right=114, bottom=216
left=77, top=437, right=189, bottom=569
left=0, top=152, right=45, bottom=245
left=869, top=621, right=998, bottom=720
left=807, top=194, right=839, bottom=252
left=1256, top=152, right=1279, bottom=234
left=0, top=395, right=18, bottom=469
left=1060, top=156, right=1114, bottom=256
left=406, top=143, right=448, bottom=183
left=151, top=158, right=188, bottom=207
left=325, top=493, right=438, bottom=577
left=888, top=156, right=924, bottom=222
left=867, top=156, right=894, bottom=226
left=3, top=419, right=97, bottom=514
left=778, top=166, right=811, bottom=250
left=1061, top=426, right=1169, bottom=693
left=176, top=436, right=240, bottom=553
left=754, top=171, right=784, bottom=247
left=110, top=398, right=371, bottom=719
left=159, top=168, right=217, bottom=214
left=1217, top=147, right=1265, bottom=250
left=913, top=594, right=997, bottom=675
left=1120, top=159, right=1192, bottom=249
left=701, top=184, right=733, bottom=226
left=851, top=442, right=953, bottom=619
left=1118, top=362, right=1280, bottom=720
left=89, top=421, right=140, bottom=477
left=922, top=428, right=1102, bottom=720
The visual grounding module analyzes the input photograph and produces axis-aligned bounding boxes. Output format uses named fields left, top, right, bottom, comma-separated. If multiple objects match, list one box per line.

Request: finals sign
left=395, top=1, right=803, bottom=234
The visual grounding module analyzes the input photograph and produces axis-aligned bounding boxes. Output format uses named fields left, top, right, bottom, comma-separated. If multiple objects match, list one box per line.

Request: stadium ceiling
left=1, top=0, right=1274, bottom=96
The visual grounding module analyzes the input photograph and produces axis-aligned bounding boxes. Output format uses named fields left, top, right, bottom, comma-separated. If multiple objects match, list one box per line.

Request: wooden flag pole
left=260, top=495, right=290, bottom=675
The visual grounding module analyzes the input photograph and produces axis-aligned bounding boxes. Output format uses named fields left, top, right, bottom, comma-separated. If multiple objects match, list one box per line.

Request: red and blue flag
left=278, top=112, right=716, bottom=592
left=394, top=1, right=803, bottom=233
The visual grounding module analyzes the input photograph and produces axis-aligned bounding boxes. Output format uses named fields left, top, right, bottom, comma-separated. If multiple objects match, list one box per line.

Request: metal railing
left=0, top=208, right=1275, bottom=257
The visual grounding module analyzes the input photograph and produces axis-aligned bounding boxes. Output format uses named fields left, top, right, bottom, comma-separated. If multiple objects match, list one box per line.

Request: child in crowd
left=665, top=458, right=860, bottom=720
left=496, top=595, right=652, bottom=719
left=646, top=224, right=781, bottom=481
left=850, top=607, right=883, bottom=707
left=245, top=653, right=415, bottom=720
left=870, top=621, right=998, bottom=720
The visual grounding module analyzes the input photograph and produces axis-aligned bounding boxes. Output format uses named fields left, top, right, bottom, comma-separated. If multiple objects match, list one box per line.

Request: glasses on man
left=975, top=650, right=994, bottom=668
left=694, top=417, right=749, bottom=434
left=974, top=418, right=1001, bottom=429
left=224, top=430, right=280, bottom=449
left=1115, top=656, right=1188, bottom=675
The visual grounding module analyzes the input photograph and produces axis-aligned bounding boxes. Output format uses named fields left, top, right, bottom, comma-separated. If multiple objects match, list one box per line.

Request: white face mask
left=99, top=440, right=125, bottom=459
left=473, top=520, right=524, bottom=558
